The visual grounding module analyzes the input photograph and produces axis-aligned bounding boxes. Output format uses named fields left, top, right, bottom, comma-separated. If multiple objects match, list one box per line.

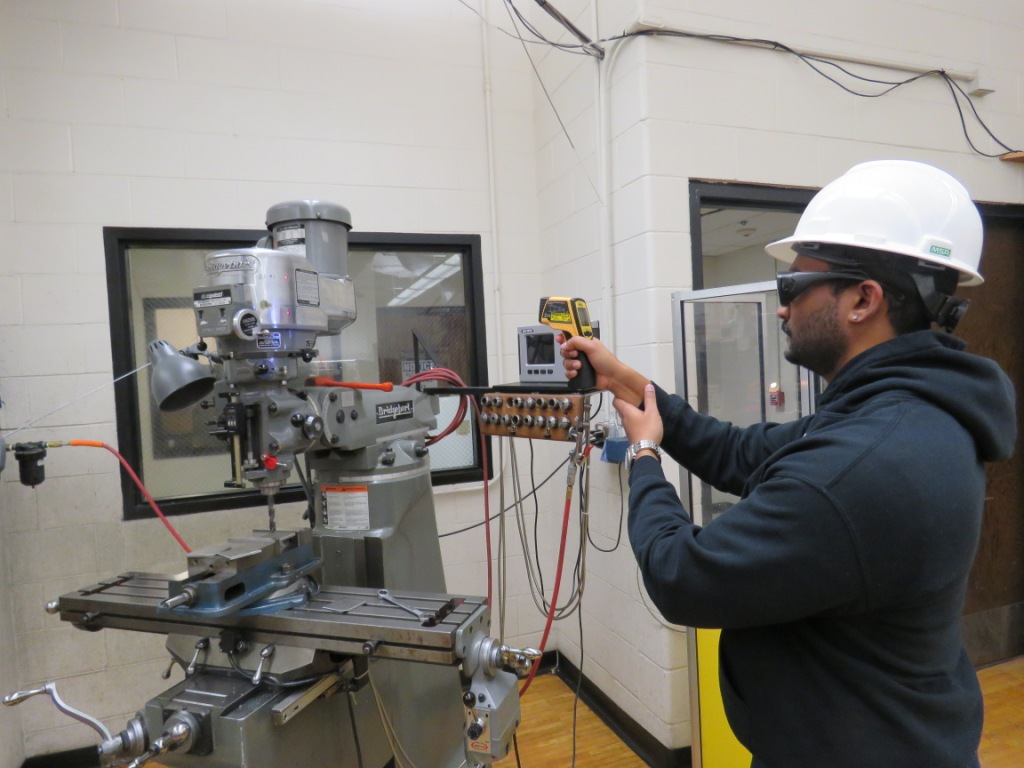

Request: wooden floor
left=496, top=673, right=645, bottom=767
left=976, top=655, right=1024, bottom=767
left=505, top=657, right=1024, bottom=768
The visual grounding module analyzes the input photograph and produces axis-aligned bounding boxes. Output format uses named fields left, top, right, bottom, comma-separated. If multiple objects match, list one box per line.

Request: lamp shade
left=147, top=340, right=216, bottom=412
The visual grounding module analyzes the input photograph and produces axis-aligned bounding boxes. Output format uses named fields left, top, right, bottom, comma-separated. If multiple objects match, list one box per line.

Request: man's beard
left=783, top=297, right=846, bottom=378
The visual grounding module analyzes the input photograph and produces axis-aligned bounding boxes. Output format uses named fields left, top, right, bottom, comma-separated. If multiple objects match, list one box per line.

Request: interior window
left=690, top=181, right=813, bottom=289
left=104, top=228, right=488, bottom=519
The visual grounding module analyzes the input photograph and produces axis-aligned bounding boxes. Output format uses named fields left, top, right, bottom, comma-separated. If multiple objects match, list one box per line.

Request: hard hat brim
left=765, top=235, right=984, bottom=287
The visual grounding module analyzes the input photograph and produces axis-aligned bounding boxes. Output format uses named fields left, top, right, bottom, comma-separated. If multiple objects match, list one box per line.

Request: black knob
left=466, top=720, right=484, bottom=740
left=462, top=691, right=476, bottom=707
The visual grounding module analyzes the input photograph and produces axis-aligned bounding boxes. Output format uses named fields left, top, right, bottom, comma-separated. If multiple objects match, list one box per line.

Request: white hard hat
left=766, top=160, right=984, bottom=286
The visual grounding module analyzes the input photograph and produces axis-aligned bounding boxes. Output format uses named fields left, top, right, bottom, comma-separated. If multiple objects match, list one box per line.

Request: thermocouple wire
left=1, top=363, right=151, bottom=440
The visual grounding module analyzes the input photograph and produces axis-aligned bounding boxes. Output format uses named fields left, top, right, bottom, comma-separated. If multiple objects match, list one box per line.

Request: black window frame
left=105, top=227, right=490, bottom=521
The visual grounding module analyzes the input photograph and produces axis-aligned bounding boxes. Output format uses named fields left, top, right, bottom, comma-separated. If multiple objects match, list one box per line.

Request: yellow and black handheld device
left=539, top=296, right=596, bottom=391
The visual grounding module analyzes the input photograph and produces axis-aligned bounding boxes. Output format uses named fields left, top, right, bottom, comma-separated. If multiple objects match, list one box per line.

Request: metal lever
left=160, top=585, right=197, bottom=611
left=187, top=638, right=210, bottom=677
left=3, top=682, right=112, bottom=741
left=252, top=645, right=275, bottom=685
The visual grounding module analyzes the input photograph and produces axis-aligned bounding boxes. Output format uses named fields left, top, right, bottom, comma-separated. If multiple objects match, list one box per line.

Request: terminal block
left=477, top=393, right=586, bottom=441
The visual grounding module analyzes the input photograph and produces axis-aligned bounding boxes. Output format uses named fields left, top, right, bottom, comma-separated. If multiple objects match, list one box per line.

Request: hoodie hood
left=819, top=330, right=1016, bottom=462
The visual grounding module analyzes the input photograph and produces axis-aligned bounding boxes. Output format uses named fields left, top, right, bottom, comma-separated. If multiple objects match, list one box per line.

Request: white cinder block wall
left=2, top=0, right=1023, bottom=763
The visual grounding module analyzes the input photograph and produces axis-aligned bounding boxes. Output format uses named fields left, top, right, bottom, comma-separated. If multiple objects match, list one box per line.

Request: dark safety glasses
left=776, top=271, right=868, bottom=307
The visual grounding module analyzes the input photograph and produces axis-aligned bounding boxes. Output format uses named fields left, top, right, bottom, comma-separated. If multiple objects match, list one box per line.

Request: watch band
left=626, top=439, right=663, bottom=471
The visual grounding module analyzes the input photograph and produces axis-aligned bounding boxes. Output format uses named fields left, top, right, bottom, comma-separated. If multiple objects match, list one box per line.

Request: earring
left=851, top=314, right=860, bottom=321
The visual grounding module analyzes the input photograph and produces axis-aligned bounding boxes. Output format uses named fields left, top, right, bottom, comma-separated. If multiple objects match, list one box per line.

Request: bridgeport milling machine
left=3, top=201, right=537, bottom=768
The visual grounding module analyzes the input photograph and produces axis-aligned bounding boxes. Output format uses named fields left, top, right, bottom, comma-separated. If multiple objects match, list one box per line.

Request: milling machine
left=3, top=201, right=535, bottom=768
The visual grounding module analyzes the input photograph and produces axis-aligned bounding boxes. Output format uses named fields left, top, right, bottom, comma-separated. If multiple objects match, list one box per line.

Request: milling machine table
left=57, top=575, right=487, bottom=665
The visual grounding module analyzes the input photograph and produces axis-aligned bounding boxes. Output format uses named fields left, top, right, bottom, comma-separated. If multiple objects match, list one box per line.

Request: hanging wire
left=497, top=0, right=605, bottom=203
left=455, top=2, right=1020, bottom=158
left=455, top=0, right=591, bottom=53
left=601, top=28, right=1021, bottom=157
left=438, top=454, right=570, bottom=538
left=528, top=440, right=545, bottom=594
left=509, top=438, right=585, bottom=619
left=587, top=460, right=626, bottom=553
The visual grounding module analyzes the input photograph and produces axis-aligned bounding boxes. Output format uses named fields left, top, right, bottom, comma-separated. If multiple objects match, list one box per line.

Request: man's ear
left=847, top=280, right=887, bottom=323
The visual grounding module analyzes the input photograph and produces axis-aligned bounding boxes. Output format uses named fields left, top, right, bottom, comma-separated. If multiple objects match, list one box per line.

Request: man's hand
left=614, top=383, right=664, bottom=446
left=559, top=335, right=650, bottom=404
left=559, top=335, right=614, bottom=390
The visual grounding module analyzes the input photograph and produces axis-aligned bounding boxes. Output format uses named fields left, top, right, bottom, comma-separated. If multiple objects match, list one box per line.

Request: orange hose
left=307, top=377, right=394, bottom=391
left=68, top=440, right=191, bottom=553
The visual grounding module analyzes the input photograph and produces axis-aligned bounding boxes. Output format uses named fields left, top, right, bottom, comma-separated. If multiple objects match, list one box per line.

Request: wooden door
left=957, top=213, right=1024, bottom=666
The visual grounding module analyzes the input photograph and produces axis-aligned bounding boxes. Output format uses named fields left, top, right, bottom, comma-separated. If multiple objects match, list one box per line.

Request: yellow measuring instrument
left=538, top=296, right=596, bottom=390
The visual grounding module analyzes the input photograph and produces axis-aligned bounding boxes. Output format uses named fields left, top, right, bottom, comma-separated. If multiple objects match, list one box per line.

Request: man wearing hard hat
left=562, top=161, right=1017, bottom=768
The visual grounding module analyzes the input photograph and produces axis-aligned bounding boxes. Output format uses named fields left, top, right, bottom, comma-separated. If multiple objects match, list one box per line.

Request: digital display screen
left=525, top=333, right=555, bottom=365
left=576, top=304, right=591, bottom=329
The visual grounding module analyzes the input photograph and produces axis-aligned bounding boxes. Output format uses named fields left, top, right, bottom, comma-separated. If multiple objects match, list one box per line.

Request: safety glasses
left=776, top=271, right=867, bottom=307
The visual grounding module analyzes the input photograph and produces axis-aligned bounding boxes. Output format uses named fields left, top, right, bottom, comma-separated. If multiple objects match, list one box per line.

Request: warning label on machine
left=321, top=485, right=370, bottom=531
left=294, top=268, right=320, bottom=306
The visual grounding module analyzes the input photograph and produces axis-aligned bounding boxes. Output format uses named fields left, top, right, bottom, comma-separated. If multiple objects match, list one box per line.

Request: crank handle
left=126, top=711, right=199, bottom=768
left=3, top=682, right=112, bottom=741
left=497, top=645, right=543, bottom=676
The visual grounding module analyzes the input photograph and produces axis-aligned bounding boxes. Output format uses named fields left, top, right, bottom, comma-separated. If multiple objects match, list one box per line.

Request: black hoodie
left=628, top=330, right=1016, bottom=768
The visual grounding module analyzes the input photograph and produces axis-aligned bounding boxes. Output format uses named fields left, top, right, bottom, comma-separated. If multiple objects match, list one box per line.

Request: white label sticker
left=193, top=289, right=232, bottom=308
left=295, top=268, right=320, bottom=306
left=256, top=331, right=282, bottom=349
left=322, top=485, right=370, bottom=531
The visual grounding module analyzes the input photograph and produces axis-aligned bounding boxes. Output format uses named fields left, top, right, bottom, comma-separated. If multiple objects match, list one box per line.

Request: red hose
left=307, top=377, right=393, bottom=392
left=68, top=440, right=192, bottom=553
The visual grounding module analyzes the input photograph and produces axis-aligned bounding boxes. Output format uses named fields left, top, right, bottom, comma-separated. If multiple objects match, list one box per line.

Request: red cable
left=519, top=490, right=574, bottom=697
left=307, top=377, right=394, bottom=392
left=68, top=440, right=192, bottom=553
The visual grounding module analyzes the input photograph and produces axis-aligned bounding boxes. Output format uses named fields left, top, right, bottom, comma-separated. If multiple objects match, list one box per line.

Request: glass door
left=671, top=281, right=819, bottom=767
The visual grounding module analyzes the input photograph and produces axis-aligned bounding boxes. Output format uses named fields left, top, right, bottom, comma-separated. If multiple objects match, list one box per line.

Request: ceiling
left=700, top=207, right=800, bottom=257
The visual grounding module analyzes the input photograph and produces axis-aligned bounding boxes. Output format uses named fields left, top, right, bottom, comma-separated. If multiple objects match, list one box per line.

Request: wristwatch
left=625, top=439, right=663, bottom=471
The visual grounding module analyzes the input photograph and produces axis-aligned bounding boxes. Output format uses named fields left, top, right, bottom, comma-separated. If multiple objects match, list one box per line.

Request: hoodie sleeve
left=652, top=383, right=810, bottom=496
left=627, top=456, right=866, bottom=629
